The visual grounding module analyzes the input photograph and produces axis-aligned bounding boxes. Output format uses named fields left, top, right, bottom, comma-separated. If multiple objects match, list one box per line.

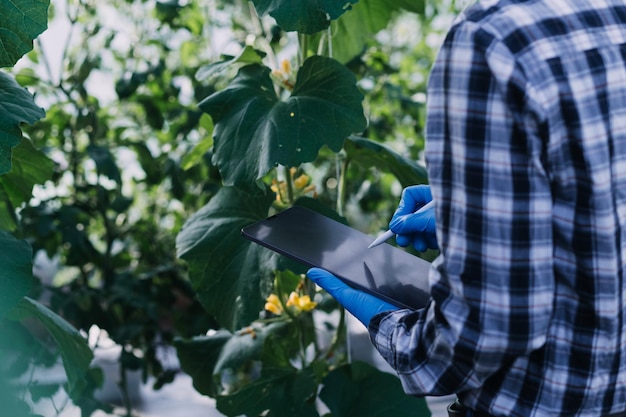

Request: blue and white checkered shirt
left=369, top=1, right=626, bottom=416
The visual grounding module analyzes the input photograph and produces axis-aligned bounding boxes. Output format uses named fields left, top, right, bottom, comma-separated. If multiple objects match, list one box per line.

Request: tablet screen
left=241, top=205, right=430, bottom=310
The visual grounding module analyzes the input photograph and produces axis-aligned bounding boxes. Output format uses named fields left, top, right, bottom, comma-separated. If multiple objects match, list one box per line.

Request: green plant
left=173, top=0, right=442, bottom=416
left=2, top=0, right=464, bottom=415
left=6, top=0, right=220, bottom=415
left=0, top=1, right=98, bottom=416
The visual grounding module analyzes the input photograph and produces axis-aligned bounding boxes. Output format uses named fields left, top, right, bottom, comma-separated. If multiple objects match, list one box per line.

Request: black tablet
left=241, top=205, right=430, bottom=310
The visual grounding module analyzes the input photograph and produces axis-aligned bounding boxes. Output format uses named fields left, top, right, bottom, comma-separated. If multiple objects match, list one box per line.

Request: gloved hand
left=307, top=268, right=398, bottom=327
left=389, top=185, right=438, bottom=251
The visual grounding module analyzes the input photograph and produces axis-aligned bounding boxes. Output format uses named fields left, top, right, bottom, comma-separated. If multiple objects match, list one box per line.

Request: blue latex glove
left=389, top=185, right=438, bottom=251
left=307, top=268, right=398, bottom=327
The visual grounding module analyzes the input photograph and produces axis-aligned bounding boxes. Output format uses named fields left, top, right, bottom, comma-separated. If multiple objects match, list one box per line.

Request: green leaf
left=0, top=0, right=50, bottom=67
left=29, top=383, right=61, bottom=402
left=344, top=136, right=428, bottom=187
left=0, top=71, right=46, bottom=175
left=216, top=366, right=319, bottom=417
left=72, top=367, right=114, bottom=417
left=311, top=0, right=391, bottom=63
left=126, top=141, right=164, bottom=184
left=195, top=46, right=266, bottom=82
left=311, top=0, right=426, bottom=63
left=55, top=205, right=100, bottom=266
left=174, top=331, right=232, bottom=397
left=260, top=320, right=302, bottom=369
left=7, top=297, right=94, bottom=399
left=214, top=322, right=287, bottom=376
left=87, top=145, right=121, bottom=183
left=320, top=362, right=431, bottom=417
left=251, top=0, right=359, bottom=34
left=14, top=67, right=39, bottom=87
left=200, top=56, right=366, bottom=186
left=0, top=138, right=54, bottom=230
left=394, top=0, right=426, bottom=14
left=181, top=115, right=214, bottom=170
left=275, top=269, right=303, bottom=296
left=176, top=322, right=290, bottom=397
left=0, top=231, right=33, bottom=318
left=0, top=320, right=56, bottom=369
left=176, top=186, right=276, bottom=330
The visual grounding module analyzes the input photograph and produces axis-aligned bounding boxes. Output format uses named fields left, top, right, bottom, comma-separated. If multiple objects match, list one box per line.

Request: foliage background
left=1, top=0, right=468, bottom=415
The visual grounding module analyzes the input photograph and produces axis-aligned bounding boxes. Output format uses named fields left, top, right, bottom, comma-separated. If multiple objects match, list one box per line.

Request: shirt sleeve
left=368, top=18, right=555, bottom=396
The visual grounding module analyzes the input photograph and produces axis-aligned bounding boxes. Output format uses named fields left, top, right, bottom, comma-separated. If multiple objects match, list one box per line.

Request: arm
left=369, top=19, right=555, bottom=396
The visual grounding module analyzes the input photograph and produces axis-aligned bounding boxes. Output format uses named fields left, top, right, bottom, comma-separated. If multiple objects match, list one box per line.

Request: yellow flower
left=270, top=179, right=288, bottom=203
left=286, top=291, right=317, bottom=312
left=264, top=294, right=283, bottom=315
left=281, top=59, right=291, bottom=75
left=270, top=60, right=295, bottom=90
left=294, top=174, right=309, bottom=189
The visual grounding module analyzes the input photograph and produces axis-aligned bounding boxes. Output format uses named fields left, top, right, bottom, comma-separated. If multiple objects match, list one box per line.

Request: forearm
left=369, top=249, right=554, bottom=396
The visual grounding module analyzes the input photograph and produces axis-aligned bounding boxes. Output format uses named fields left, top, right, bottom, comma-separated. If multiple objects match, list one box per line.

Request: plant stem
left=118, top=358, right=133, bottom=417
left=298, top=318, right=308, bottom=368
left=98, top=189, right=116, bottom=287
left=336, top=155, right=350, bottom=216
left=284, top=166, right=294, bottom=204
left=327, top=25, right=333, bottom=58
left=298, top=34, right=309, bottom=67
left=275, top=272, right=297, bottom=322
left=325, top=306, right=346, bottom=361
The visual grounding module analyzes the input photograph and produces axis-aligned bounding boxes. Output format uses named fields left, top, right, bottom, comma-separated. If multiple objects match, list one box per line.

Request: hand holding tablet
left=306, top=267, right=399, bottom=326
left=241, top=205, right=431, bottom=310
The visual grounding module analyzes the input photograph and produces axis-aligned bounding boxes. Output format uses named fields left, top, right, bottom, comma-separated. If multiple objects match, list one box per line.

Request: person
left=307, top=1, right=626, bottom=416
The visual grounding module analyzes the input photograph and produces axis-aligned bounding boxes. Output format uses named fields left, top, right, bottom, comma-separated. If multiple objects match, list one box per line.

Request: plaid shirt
left=369, top=1, right=626, bottom=416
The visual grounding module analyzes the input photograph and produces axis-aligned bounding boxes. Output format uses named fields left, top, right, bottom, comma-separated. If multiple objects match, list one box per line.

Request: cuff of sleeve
left=367, top=310, right=401, bottom=370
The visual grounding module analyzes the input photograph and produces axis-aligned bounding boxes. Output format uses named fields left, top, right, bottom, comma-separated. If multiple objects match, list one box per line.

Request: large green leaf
left=216, top=366, right=319, bottom=417
left=345, top=136, right=428, bottom=187
left=0, top=231, right=32, bottom=318
left=199, top=56, right=366, bottom=187
left=176, top=186, right=276, bottom=330
left=175, top=322, right=288, bottom=397
left=311, top=0, right=426, bottom=63
left=0, top=0, right=49, bottom=68
left=320, top=362, right=431, bottom=417
left=0, top=138, right=54, bottom=230
left=394, top=0, right=426, bottom=13
left=251, top=0, right=359, bottom=34
left=214, top=322, right=288, bottom=376
left=7, top=297, right=94, bottom=399
left=178, top=315, right=318, bottom=415
left=313, top=0, right=393, bottom=63
left=0, top=71, right=46, bottom=175
left=174, top=331, right=231, bottom=397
